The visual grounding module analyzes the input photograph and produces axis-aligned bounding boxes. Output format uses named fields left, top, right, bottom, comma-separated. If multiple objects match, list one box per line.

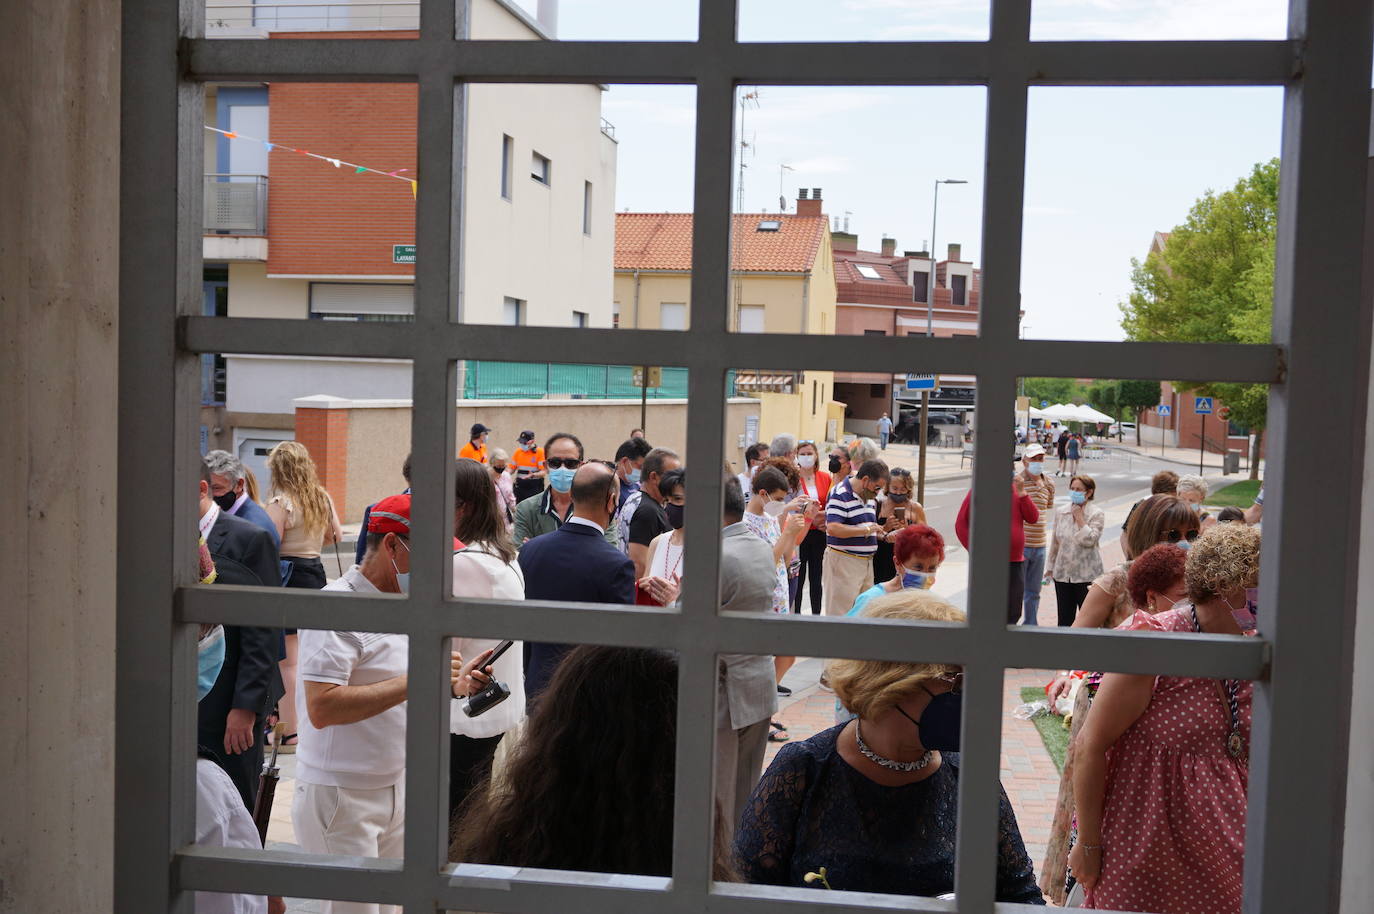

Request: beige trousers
left=822, top=548, right=874, bottom=616
left=292, top=779, right=405, bottom=914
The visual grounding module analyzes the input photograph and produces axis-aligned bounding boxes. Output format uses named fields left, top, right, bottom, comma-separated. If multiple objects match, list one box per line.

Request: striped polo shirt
left=825, top=476, right=877, bottom=557
left=1022, top=476, right=1053, bottom=549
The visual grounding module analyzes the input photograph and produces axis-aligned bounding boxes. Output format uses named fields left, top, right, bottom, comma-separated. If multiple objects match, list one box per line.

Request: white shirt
left=566, top=515, right=605, bottom=533
left=295, top=566, right=409, bottom=789
left=449, top=547, right=527, bottom=738
left=195, top=759, right=267, bottom=914
left=198, top=502, right=220, bottom=540
left=229, top=491, right=250, bottom=515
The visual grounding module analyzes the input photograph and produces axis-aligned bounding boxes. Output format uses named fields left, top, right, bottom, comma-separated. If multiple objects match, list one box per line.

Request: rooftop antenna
left=843, top=210, right=852, bottom=233
left=778, top=163, right=794, bottom=212
left=736, top=88, right=761, bottom=211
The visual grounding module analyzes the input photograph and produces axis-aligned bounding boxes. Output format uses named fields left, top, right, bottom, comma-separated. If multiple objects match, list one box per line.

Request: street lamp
left=916, top=178, right=968, bottom=504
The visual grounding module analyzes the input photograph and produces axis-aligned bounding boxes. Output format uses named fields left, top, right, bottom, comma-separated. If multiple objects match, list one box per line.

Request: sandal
left=768, top=721, right=789, bottom=742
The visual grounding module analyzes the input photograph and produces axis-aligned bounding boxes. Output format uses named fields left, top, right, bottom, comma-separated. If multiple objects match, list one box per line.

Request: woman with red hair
left=845, top=524, right=946, bottom=618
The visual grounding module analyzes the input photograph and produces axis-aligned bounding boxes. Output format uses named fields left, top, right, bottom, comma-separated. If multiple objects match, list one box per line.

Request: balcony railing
left=206, top=2, right=420, bottom=34
left=205, top=175, right=268, bottom=235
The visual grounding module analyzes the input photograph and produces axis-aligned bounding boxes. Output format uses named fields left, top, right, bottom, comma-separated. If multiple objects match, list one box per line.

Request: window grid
left=116, top=2, right=1374, bottom=914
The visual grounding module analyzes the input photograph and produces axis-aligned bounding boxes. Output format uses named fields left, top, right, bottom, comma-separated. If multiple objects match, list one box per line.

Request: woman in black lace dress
left=733, top=591, right=1044, bottom=903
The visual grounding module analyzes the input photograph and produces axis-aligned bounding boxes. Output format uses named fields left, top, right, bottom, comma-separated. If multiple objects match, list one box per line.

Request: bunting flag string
left=206, top=125, right=417, bottom=194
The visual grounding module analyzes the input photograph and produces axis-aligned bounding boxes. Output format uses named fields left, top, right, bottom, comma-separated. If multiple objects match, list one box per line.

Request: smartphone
left=463, top=639, right=516, bottom=718
left=893, top=506, right=907, bottom=522
left=483, top=639, right=515, bottom=667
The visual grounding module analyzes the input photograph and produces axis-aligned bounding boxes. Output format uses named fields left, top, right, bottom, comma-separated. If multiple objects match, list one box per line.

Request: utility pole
left=917, top=178, right=967, bottom=504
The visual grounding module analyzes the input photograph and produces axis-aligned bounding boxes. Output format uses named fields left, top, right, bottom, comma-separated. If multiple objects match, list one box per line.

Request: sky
left=510, top=0, right=1291, bottom=342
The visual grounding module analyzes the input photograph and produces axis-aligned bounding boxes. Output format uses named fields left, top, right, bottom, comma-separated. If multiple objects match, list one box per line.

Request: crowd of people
left=189, top=424, right=1264, bottom=914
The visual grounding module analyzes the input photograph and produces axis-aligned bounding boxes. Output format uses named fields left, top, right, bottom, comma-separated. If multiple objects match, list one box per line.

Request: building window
left=738, top=305, right=765, bottom=333
left=503, top=296, right=525, bottom=325
left=812, top=379, right=818, bottom=416
left=573, top=310, right=588, bottom=328
left=855, top=264, right=881, bottom=280
left=583, top=181, right=593, bottom=234
left=864, top=329, right=886, bottom=336
left=952, top=273, right=967, bottom=306
left=659, top=302, right=686, bottom=330
left=501, top=134, right=513, bottom=199
left=612, top=302, right=621, bottom=328
left=756, top=219, right=781, bottom=231
left=912, top=270, right=930, bottom=303
left=869, top=384, right=887, bottom=398
left=531, top=151, right=551, bottom=185
left=309, top=282, right=415, bottom=321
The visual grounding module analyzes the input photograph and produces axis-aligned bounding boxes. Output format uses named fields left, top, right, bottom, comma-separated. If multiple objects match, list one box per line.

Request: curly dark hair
left=1126, top=543, right=1188, bottom=610
left=760, top=456, right=800, bottom=493
left=450, top=646, right=737, bottom=880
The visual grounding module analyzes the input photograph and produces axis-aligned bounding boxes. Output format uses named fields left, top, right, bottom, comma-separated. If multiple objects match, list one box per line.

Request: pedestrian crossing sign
left=1157, top=404, right=1172, bottom=416
left=1194, top=397, right=1214, bottom=414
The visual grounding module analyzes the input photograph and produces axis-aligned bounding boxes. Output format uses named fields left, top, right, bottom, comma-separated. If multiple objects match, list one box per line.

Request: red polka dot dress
left=1087, top=608, right=1252, bottom=914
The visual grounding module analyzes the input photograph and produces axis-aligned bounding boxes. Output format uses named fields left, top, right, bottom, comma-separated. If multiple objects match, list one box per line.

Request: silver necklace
left=854, top=721, right=933, bottom=772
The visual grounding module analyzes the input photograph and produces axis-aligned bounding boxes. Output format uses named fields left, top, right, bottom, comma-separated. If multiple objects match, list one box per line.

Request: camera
left=463, top=679, right=512, bottom=717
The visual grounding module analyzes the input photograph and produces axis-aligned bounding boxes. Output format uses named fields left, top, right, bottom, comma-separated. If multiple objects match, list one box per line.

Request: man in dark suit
left=204, top=449, right=281, bottom=549
left=518, top=462, right=635, bottom=703
left=197, top=462, right=285, bottom=810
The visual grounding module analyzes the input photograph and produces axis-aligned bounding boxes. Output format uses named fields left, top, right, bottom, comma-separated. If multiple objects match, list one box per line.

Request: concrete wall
left=228, top=263, right=309, bottom=318
left=298, top=397, right=763, bottom=522
left=0, top=0, right=118, bottom=909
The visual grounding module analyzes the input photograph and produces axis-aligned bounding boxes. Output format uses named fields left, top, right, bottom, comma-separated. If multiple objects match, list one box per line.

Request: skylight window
left=757, top=219, right=781, bottom=231
left=856, top=264, right=882, bottom=280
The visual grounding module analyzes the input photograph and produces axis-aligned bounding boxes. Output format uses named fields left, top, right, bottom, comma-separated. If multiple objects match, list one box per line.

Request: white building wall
left=225, top=354, right=412, bottom=414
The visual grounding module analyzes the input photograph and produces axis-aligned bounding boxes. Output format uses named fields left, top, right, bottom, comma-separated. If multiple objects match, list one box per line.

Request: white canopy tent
left=1071, top=404, right=1117, bottom=424
left=1037, top=403, right=1081, bottom=422
left=1015, top=402, right=1049, bottom=419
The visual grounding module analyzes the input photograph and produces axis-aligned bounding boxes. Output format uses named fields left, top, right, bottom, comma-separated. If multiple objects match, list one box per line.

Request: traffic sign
left=1218, top=405, right=1231, bottom=420
left=632, top=366, right=663, bottom=388
left=1194, top=397, right=1214, bottom=415
left=1157, top=404, right=1172, bottom=417
left=1040, top=400, right=1048, bottom=408
left=905, top=373, right=938, bottom=391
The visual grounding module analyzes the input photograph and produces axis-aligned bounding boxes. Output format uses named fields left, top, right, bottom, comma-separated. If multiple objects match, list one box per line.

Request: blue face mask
left=627, top=467, right=642, bottom=486
left=897, top=687, right=963, bottom=752
left=1176, top=539, right=1192, bottom=551
left=548, top=467, right=576, bottom=493
left=197, top=625, right=226, bottom=702
left=391, top=539, right=410, bottom=594
left=902, top=570, right=936, bottom=590
left=1069, top=490, right=1087, bottom=505
left=1026, top=462, right=1044, bottom=476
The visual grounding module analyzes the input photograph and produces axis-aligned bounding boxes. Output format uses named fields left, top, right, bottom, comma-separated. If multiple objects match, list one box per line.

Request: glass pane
left=739, top=0, right=990, bottom=42
left=729, top=86, right=986, bottom=337
left=506, top=0, right=698, bottom=41
left=205, top=0, right=419, bottom=38
left=1022, top=87, right=1281, bottom=343
left=1031, top=0, right=1287, bottom=41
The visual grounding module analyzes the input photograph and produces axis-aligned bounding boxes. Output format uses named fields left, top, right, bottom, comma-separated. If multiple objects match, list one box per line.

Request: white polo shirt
left=295, top=566, right=409, bottom=789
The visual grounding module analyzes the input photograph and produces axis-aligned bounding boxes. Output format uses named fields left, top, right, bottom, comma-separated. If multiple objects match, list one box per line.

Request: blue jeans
left=1021, top=545, right=1046, bottom=625
left=879, top=430, right=890, bottom=449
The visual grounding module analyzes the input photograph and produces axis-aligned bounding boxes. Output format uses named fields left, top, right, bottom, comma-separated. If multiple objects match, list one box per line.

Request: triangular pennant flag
left=264, top=142, right=275, bottom=152
left=355, top=166, right=367, bottom=174
left=224, top=131, right=237, bottom=139
left=328, top=158, right=341, bottom=168
left=387, top=168, right=408, bottom=176
left=410, top=180, right=417, bottom=199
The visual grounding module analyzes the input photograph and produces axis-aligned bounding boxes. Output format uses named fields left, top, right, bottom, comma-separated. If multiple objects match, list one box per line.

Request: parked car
left=894, top=408, right=964, bottom=445
left=1107, top=421, right=1137, bottom=438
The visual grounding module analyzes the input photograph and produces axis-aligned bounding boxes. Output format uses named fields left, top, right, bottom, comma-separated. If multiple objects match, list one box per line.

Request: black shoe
left=777, top=684, right=792, bottom=696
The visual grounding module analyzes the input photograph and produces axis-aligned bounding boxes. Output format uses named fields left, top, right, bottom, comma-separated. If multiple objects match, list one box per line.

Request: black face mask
left=896, top=687, right=963, bottom=752
left=665, top=502, right=685, bottom=530
left=828, top=456, right=843, bottom=474
left=213, top=490, right=240, bottom=512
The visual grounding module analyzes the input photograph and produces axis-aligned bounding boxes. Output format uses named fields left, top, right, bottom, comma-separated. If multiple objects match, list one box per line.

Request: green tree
left=1120, top=159, right=1276, bottom=477
left=1087, top=381, right=1122, bottom=436
left=1022, top=377, right=1085, bottom=408
left=1118, top=379, right=1163, bottom=446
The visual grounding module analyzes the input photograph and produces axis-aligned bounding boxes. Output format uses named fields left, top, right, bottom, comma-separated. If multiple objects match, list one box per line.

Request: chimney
left=798, top=188, right=809, bottom=199
left=797, top=186, right=823, bottom=217
left=536, top=0, right=559, bottom=36
left=881, top=237, right=897, bottom=257
left=831, top=231, right=858, bottom=253
left=947, top=242, right=962, bottom=262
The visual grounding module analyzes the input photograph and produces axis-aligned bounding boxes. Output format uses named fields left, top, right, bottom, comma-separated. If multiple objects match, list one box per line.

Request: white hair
left=203, top=449, right=244, bottom=482
left=769, top=434, right=798, bottom=457
left=848, top=436, right=880, bottom=464
left=1176, top=474, right=1208, bottom=498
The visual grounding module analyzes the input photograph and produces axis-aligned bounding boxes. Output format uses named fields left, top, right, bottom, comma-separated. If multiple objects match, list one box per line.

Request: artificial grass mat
left=1019, top=686, right=1069, bottom=774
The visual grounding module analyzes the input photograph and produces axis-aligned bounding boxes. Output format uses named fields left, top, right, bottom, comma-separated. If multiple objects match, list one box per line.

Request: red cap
left=367, top=494, right=464, bottom=550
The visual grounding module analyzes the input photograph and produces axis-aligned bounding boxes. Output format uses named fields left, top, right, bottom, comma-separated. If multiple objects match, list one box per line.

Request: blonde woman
left=264, top=440, right=343, bottom=752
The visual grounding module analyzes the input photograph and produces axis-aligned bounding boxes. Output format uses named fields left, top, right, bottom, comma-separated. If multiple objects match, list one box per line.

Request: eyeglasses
left=546, top=457, right=583, bottom=469
left=935, top=671, right=963, bottom=693
left=1163, top=528, right=1201, bottom=543
left=798, top=439, right=815, bottom=445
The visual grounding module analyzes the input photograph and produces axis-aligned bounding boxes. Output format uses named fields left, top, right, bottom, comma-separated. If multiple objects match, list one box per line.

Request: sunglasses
left=1163, top=528, right=1201, bottom=543
left=546, top=457, right=583, bottom=469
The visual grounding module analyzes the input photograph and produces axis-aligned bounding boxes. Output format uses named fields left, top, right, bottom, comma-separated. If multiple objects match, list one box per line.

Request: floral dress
left=743, top=511, right=790, bottom=613
left=1088, top=608, right=1252, bottom=914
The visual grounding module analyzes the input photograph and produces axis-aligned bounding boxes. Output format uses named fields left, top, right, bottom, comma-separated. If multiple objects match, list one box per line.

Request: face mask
left=665, top=502, right=685, bottom=530
left=492, top=465, right=507, bottom=474
left=897, top=687, right=963, bottom=752
left=213, top=489, right=239, bottom=512
left=197, top=625, right=226, bottom=702
left=887, top=492, right=909, bottom=503
left=1069, top=490, right=1087, bottom=505
left=763, top=499, right=787, bottom=518
left=1190, top=501, right=1202, bottom=513
left=391, top=539, right=411, bottom=594
left=1175, top=540, right=1192, bottom=552
left=548, top=467, right=576, bottom=493
left=902, top=570, right=935, bottom=590
left=797, top=454, right=816, bottom=469
left=1227, top=592, right=1257, bottom=632
left=1026, top=462, right=1044, bottom=476
left=1245, top=586, right=1259, bottom=619
left=828, top=456, right=843, bottom=474
left=627, top=467, right=642, bottom=486
left=523, top=441, right=536, bottom=451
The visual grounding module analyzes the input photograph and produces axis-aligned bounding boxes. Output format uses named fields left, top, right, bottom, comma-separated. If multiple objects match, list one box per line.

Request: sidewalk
left=1110, top=440, right=1264, bottom=476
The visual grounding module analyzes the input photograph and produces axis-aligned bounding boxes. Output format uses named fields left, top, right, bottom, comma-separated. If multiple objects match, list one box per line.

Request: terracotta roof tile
left=615, top=212, right=828, bottom=272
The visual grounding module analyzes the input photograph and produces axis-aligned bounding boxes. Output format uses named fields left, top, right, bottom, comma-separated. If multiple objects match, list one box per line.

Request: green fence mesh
left=460, top=362, right=734, bottom=400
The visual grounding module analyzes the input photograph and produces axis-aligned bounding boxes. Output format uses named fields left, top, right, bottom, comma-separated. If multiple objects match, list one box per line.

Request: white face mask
left=797, top=454, right=816, bottom=469
left=763, top=499, right=787, bottom=518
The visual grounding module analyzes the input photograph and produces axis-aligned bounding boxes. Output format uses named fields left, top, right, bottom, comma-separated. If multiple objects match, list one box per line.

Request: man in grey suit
left=716, top=476, right=780, bottom=829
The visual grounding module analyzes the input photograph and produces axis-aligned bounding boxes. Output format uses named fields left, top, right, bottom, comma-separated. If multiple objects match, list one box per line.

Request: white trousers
left=292, top=780, right=405, bottom=914
left=822, top=549, right=874, bottom=616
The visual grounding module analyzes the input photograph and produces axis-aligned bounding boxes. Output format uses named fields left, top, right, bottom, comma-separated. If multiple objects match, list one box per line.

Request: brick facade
left=293, top=406, right=351, bottom=511
left=266, top=31, right=418, bottom=277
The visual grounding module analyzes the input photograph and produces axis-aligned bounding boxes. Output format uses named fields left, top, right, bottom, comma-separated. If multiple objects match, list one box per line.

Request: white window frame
left=118, top=2, right=1374, bottom=913
left=501, top=133, right=513, bottom=200
left=659, top=301, right=687, bottom=331
left=531, top=149, right=551, bottom=185
left=583, top=179, right=593, bottom=235
left=503, top=295, right=525, bottom=326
